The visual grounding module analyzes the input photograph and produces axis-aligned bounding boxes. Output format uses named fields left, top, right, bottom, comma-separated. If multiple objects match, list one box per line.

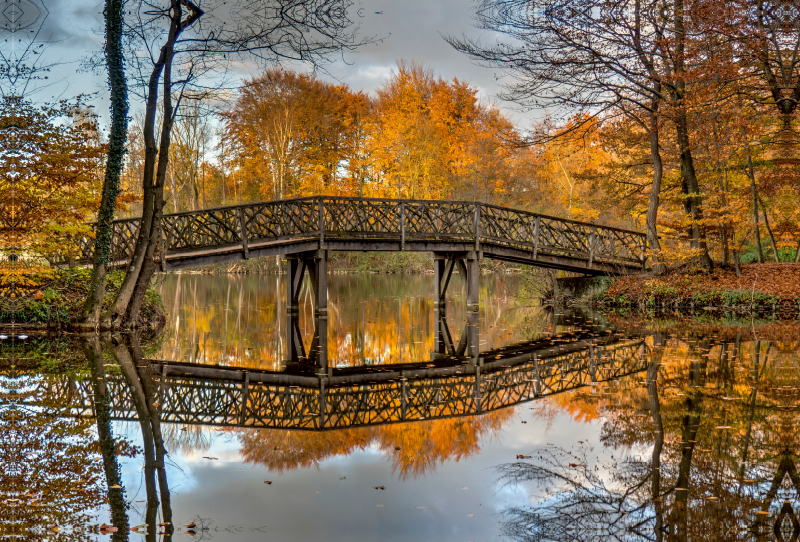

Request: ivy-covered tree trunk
left=107, top=0, right=180, bottom=328
left=81, top=0, right=128, bottom=328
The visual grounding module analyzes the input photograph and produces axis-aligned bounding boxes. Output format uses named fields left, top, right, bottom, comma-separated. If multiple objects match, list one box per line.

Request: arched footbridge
left=75, top=197, right=647, bottom=312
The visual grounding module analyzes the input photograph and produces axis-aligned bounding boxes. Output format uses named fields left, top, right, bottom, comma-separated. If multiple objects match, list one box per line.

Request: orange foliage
left=234, top=408, right=513, bottom=480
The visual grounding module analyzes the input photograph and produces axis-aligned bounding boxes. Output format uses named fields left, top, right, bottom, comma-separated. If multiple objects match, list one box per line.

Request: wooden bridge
left=75, top=197, right=647, bottom=312
left=36, top=328, right=648, bottom=431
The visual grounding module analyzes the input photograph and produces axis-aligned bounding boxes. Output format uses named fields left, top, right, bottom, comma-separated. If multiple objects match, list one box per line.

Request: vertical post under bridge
left=433, top=251, right=480, bottom=312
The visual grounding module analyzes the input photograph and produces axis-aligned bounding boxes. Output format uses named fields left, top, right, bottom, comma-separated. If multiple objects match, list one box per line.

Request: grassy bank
left=0, top=268, right=166, bottom=332
left=591, top=263, right=800, bottom=316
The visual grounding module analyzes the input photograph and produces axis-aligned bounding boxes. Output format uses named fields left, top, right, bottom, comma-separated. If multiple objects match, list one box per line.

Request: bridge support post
left=313, top=315, right=329, bottom=376
left=465, top=251, right=480, bottom=312
left=433, top=254, right=450, bottom=308
left=465, top=311, right=479, bottom=362
left=287, top=314, right=306, bottom=363
left=286, top=257, right=305, bottom=314
left=308, top=250, right=328, bottom=317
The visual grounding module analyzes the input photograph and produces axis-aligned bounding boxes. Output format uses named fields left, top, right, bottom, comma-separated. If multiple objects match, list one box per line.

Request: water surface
left=3, top=272, right=798, bottom=541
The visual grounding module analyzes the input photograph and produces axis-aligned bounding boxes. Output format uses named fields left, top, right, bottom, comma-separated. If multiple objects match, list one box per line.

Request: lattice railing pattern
left=244, top=199, right=320, bottom=242
left=323, top=198, right=400, bottom=237
left=165, top=208, right=242, bottom=252
left=48, top=339, right=646, bottom=429
left=403, top=202, right=475, bottom=238
left=70, top=196, right=646, bottom=269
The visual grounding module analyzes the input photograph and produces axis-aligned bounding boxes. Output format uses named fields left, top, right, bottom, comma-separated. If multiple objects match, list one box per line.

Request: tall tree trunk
left=674, top=111, right=712, bottom=272
left=757, top=195, right=779, bottom=262
left=82, top=0, right=129, bottom=327
left=671, top=0, right=711, bottom=272
left=743, top=128, right=764, bottom=263
left=108, top=3, right=180, bottom=327
left=645, top=100, right=665, bottom=275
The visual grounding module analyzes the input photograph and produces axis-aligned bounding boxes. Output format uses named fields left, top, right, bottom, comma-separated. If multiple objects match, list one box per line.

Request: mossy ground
left=592, top=263, right=800, bottom=316
left=0, top=267, right=166, bottom=331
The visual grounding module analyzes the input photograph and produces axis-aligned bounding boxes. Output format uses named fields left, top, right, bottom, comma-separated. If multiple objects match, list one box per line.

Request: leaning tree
left=83, top=0, right=371, bottom=328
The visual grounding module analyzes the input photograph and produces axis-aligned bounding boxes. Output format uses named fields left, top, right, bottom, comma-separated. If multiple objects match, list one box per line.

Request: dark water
left=3, top=272, right=799, bottom=541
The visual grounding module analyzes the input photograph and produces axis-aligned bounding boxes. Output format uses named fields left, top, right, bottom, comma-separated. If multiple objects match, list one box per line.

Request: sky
left=2, top=0, right=535, bottom=130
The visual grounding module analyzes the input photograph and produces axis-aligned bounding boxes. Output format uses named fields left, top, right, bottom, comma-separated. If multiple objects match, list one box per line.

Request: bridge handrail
left=110, top=196, right=646, bottom=237
left=73, top=196, right=647, bottom=269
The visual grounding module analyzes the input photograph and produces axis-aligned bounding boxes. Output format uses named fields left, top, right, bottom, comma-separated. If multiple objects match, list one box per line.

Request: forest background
left=6, top=0, right=800, bottom=330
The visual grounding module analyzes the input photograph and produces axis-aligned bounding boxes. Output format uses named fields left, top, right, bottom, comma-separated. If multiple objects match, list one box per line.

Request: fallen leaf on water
left=339, top=476, right=346, bottom=480
left=185, top=522, right=197, bottom=529
left=516, top=455, right=532, bottom=459
left=569, top=463, right=587, bottom=468
left=186, top=530, right=197, bottom=536
left=264, top=481, right=272, bottom=485
left=99, top=523, right=118, bottom=533
left=109, top=485, right=122, bottom=489
left=373, top=486, right=386, bottom=490
left=202, top=456, right=218, bottom=460
left=395, top=446, right=401, bottom=450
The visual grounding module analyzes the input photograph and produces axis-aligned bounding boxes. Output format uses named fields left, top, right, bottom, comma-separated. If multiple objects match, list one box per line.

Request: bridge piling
left=309, top=250, right=328, bottom=317
left=466, top=251, right=480, bottom=312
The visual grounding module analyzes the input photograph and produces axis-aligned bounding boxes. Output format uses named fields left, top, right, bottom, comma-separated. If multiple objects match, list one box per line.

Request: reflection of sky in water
left=104, top=407, right=603, bottom=541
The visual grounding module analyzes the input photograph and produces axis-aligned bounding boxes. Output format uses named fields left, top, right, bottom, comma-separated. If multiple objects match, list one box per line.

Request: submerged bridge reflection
left=48, top=313, right=649, bottom=431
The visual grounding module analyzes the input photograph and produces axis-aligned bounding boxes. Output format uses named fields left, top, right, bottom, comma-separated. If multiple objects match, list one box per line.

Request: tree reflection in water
left=0, top=335, right=176, bottom=542
left=496, top=323, right=800, bottom=542
left=234, top=408, right=513, bottom=480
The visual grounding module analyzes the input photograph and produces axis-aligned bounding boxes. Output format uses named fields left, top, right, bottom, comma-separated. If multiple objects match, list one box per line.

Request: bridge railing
left=72, top=196, right=647, bottom=269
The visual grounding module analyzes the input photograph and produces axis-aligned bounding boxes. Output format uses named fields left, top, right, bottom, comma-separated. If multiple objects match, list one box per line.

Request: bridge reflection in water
left=49, top=312, right=648, bottom=431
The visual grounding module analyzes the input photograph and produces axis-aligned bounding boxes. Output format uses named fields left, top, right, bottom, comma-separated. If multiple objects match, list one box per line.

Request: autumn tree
left=0, top=96, right=106, bottom=270
left=85, top=0, right=369, bottom=329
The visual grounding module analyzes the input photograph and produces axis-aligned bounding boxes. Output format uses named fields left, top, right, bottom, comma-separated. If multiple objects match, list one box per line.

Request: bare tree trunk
left=743, top=128, right=764, bottom=263
left=106, top=21, right=173, bottom=326
left=645, top=101, right=665, bottom=274
left=82, top=0, right=129, bottom=327
left=110, top=5, right=179, bottom=327
left=671, top=0, right=712, bottom=273
left=675, top=110, right=712, bottom=271
left=757, top=195, right=779, bottom=262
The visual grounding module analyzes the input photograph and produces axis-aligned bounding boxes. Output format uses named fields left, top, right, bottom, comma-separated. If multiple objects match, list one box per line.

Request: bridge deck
left=74, top=197, right=648, bottom=276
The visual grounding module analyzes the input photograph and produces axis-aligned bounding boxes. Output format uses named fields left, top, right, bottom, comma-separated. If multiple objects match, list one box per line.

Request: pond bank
left=590, top=263, right=800, bottom=317
left=0, top=268, right=166, bottom=333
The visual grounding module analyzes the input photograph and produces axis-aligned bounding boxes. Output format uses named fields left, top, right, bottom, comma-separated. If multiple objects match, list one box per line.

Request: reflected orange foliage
left=234, top=408, right=514, bottom=480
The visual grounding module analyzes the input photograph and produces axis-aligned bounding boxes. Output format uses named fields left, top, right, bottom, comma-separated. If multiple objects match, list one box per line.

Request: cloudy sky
left=4, top=0, right=534, bottom=128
